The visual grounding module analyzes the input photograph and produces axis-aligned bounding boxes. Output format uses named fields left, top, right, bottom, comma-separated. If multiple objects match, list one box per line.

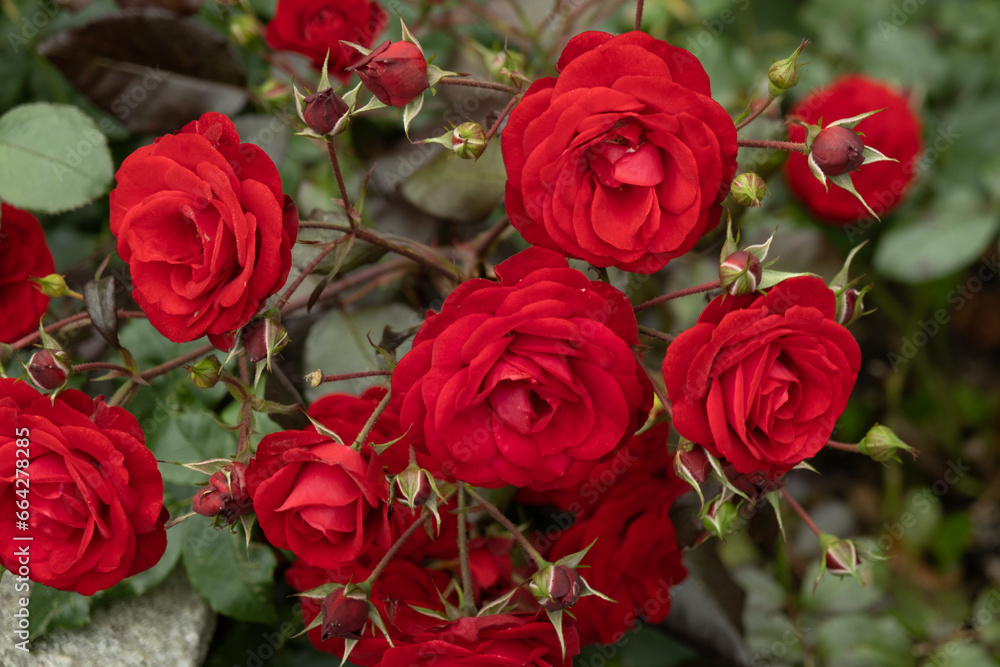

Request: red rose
left=265, top=0, right=388, bottom=78
left=502, top=31, right=738, bottom=274
left=287, top=558, right=454, bottom=665
left=110, top=112, right=299, bottom=351
left=191, top=461, right=253, bottom=525
left=663, top=276, right=862, bottom=476
left=785, top=75, right=923, bottom=223
left=245, top=431, right=391, bottom=569
left=390, top=247, right=652, bottom=491
left=307, top=386, right=416, bottom=475
left=0, top=379, right=167, bottom=595
left=380, top=612, right=579, bottom=667
left=545, top=464, right=686, bottom=645
left=0, top=204, right=54, bottom=343
left=348, top=39, right=429, bottom=107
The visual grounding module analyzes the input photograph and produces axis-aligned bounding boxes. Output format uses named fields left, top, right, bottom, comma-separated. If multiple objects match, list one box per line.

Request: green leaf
left=399, top=140, right=507, bottom=223
left=27, top=583, right=93, bottom=640
left=0, top=103, right=113, bottom=213
left=83, top=275, right=121, bottom=349
left=815, top=615, right=914, bottom=667
left=146, top=411, right=235, bottom=486
left=873, top=188, right=1000, bottom=283
left=180, top=519, right=278, bottom=624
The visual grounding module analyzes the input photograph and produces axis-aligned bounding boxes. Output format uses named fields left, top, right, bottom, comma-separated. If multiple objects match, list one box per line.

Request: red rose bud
left=818, top=534, right=863, bottom=585
left=241, top=317, right=288, bottom=364
left=349, top=40, right=428, bottom=107
left=452, top=122, right=487, bottom=160
left=320, top=588, right=370, bottom=641
left=27, top=349, right=71, bottom=391
left=767, top=39, right=808, bottom=96
left=394, top=466, right=434, bottom=509
left=303, top=88, right=349, bottom=135
left=720, top=250, right=762, bottom=296
left=192, top=462, right=253, bottom=524
left=536, top=565, right=583, bottom=612
left=810, top=125, right=865, bottom=176
left=730, top=172, right=767, bottom=207
left=675, top=443, right=712, bottom=486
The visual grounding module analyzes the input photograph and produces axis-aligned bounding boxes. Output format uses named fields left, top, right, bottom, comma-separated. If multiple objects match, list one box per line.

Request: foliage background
left=2, top=0, right=999, bottom=665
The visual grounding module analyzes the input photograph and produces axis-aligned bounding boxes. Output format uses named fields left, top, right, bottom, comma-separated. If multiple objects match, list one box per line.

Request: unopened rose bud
left=730, top=172, right=767, bottom=207
left=767, top=39, right=808, bottom=96
left=192, top=462, right=253, bottom=524
left=394, top=466, right=434, bottom=509
left=820, top=534, right=862, bottom=576
left=27, top=349, right=71, bottom=391
left=675, top=443, right=711, bottom=486
left=320, top=589, right=370, bottom=641
left=228, top=13, right=259, bottom=46
left=857, top=424, right=915, bottom=464
left=810, top=125, right=865, bottom=177
left=31, top=273, right=72, bottom=298
left=187, top=355, right=222, bottom=389
left=348, top=40, right=429, bottom=108
left=452, top=122, right=487, bottom=160
left=720, top=250, right=763, bottom=296
left=303, top=88, right=349, bottom=136
left=701, top=497, right=739, bottom=540
left=531, top=564, right=583, bottom=612
left=241, top=317, right=288, bottom=364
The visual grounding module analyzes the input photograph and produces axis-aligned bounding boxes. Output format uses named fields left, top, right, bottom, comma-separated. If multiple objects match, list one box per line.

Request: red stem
left=437, top=77, right=520, bottom=95
left=10, top=310, right=147, bottom=351
left=780, top=487, right=823, bottom=537
left=634, top=0, right=644, bottom=30
left=734, top=96, right=776, bottom=132
left=738, top=138, right=807, bottom=152
left=634, top=280, right=720, bottom=313
left=484, top=94, right=521, bottom=143
left=319, top=370, right=391, bottom=384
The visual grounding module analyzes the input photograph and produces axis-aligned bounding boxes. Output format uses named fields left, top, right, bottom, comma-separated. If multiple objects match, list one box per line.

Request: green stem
left=457, top=486, right=477, bottom=615
left=826, top=439, right=860, bottom=453
left=365, top=508, right=435, bottom=587
left=351, top=388, right=392, bottom=450
left=638, top=325, right=675, bottom=344
left=437, top=77, right=520, bottom=96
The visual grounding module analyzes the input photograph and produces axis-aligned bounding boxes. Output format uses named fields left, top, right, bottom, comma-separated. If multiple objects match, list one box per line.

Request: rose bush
left=0, top=204, right=54, bottom=343
left=502, top=30, right=738, bottom=273
left=110, top=112, right=299, bottom=351
left=0, top=379, right=167, bottom=595
left=663, top=276, right=861, bottom=476
left=390, top=246, right=652, bottom=491
left=265, top=0, right=388, bottom=76
left=785, top=74, right=923, bottom=223
left=245, top=431, right=391, bottom=569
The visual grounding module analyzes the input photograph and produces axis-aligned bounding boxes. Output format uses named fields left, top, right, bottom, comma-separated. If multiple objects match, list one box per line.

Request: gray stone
left=0, top=570, right=215, bottom=667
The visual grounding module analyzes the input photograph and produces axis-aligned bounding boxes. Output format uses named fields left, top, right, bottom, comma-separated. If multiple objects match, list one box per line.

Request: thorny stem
left=317, top=370, right=392, bottom=384
left=737, top=138, right=807, bottom=152
left=637, top=325, right=675, bottom=344
left=71, top=361, right=145, bottom=384
left=9, top=310, right=147, bottom=351
left=302, top=222, right=459, bottom=282
left=366, top=507, right=436, bottom=587
left=275, top=234, right=353, bottom=308
left=734, top=96, right=777, bottom=131
left=457, top=486, right=477, bottom=615
left=638, top=360, right=671, bottom=418
left=634, top=280, right=720, bottom=313
left=780, top=487, right=823, bottom=537
left=351, top=387, right=392, bottom=450
left=472, top=217, right=511, bottom=259
left=465, top=486, right=547, bottom=570
left=634, top=0, right=644, bottom=30
left=140, top=343, right=216, bottom=382
left=437, top=76, right=521, bottom=96
left=236, top=355, right=254, bottom=458
left=326, top=140, right=359, bottom=229
left=484, top=95, right=521, bottom=143
left=281, top=257, right=411, bottom=315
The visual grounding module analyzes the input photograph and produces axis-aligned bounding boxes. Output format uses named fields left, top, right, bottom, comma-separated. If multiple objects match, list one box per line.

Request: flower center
left=586, top=123, right=664, bottom=189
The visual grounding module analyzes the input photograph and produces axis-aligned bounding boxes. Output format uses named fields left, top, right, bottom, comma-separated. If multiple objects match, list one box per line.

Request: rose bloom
left=546, top=471, right=687, bottom=645
left=391, top=247, right=652, bottom=491
left=0, top=204, right=55, bottom=343
left=348, top=39, right=429, bottom=107
left=502, top=31, right=738, bottom=274
left=380, top=612, right=579, bottom=667
left=0, top=379, right=167, bottom=595
left=664, top=276, right=861, bottom=476
left=245, top=431, right=391, bottom=569
left=785, top=74, right=923, bottom=223
left=110, top=112, right=299, bottom=351
left=266, top=0, right=388, bottom=77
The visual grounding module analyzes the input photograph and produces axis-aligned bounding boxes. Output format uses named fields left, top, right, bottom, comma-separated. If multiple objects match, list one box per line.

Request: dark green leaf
left=83, top=275, right=121, bottom=349
left=28, top=584, right=93, bottom=640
